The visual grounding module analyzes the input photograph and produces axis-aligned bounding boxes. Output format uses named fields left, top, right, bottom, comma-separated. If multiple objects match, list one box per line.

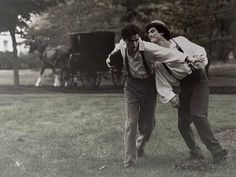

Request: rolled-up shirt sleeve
left=180, top=36, right=208, bottom=68
left=191, top=45, right=208, bottom=68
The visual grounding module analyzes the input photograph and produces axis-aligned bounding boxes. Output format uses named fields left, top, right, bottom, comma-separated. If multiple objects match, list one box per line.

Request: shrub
left=0, top=51, right=13, bottom=69
left=19, top=53, right=41, bottom=69
left=0, top=51, right=42, bottom=69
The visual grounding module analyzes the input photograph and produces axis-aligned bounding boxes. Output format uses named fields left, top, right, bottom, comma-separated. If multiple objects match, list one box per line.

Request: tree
left=173, top=0, right=236, bottom=76
left=138, top=0, right=236, bottom=76
left=28, top=0, right=236, bottom=77
left=28, top=0, right=159, bottom=45
left=0, top=0, right=64, bottom=86
left=29, top=0, right=125, bottom=45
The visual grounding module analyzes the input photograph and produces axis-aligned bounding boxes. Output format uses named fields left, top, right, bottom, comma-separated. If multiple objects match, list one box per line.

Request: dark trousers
left=123, top=76, right=157, bottom=164
left=178, top=69, right=223, bottom=155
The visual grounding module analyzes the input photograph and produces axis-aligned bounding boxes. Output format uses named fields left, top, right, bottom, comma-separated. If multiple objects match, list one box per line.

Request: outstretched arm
left=144, top=41, right=201, bottom=64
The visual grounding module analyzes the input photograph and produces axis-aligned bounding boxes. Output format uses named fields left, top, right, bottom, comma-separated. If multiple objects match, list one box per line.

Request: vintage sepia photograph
left=0, top=0, right=235, bottom=176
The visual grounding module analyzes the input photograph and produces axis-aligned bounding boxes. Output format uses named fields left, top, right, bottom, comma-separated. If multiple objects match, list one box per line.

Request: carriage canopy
left=68, top=31, right=114, bottom=72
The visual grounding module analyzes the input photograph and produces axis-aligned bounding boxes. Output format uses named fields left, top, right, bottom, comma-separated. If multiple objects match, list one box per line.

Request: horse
left=29, top=37, right=70, bottom=87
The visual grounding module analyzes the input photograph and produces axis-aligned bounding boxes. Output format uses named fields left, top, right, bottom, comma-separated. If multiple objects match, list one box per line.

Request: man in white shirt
left=106, top=23, right=200, bottom=167
left=145, top=20, right=228, bottom=164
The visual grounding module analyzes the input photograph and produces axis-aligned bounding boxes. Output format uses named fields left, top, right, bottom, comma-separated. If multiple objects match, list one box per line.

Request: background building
left=0, top=32, right=29, bottom=56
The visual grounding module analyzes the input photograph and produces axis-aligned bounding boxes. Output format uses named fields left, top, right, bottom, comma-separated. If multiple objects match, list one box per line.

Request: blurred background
left=0, top=0, right=235, bottom=88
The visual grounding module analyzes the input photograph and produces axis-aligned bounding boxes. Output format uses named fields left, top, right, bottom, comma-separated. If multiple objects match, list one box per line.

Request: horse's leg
left=35, top=65, right=46, bottom=87
left=52, top=67, right=60, bottom=87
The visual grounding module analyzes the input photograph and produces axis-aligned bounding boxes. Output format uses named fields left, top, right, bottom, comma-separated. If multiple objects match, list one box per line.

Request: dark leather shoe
left=213, top=149, right=228, bottom=164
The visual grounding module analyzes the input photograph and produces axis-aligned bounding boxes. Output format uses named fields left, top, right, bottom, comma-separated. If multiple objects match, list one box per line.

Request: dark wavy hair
left=121, top=24, right=140, bottom=40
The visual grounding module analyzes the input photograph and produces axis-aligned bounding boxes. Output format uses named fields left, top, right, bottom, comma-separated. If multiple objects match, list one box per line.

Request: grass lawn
left=0, top=93, right=235, bottom=177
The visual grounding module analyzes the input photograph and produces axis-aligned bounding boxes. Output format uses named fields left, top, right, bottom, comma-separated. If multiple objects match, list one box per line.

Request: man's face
left=125, top=34, right=139, bottom=53
left=148, top=27, right=164, bottom=44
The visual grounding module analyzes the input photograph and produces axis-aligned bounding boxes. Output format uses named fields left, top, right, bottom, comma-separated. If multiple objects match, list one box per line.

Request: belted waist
left=125, top=74, right=156, bottom=91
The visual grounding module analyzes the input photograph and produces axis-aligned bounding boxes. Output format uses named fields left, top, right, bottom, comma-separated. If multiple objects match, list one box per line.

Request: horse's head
left=28, top=37, right=49, bottom=54
left=28, top=39, right=37, bottom=53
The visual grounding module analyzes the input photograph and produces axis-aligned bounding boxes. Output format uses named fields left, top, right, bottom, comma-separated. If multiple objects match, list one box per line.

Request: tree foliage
left=29, top=0, right=125, bottom=45
left=0, top=0, right=64, bottom=85
left=29, top=0, right=236, bottom=76
left=137, top=0, right=236, bottom=75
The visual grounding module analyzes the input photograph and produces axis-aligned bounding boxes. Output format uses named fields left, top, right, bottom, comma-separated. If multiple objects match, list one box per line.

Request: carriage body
left=61, top=31, right=125, bottom=88
left=69, top=31, right=114, bottom=71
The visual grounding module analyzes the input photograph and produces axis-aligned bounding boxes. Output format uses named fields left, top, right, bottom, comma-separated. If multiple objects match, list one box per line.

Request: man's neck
left=128, top=50, right=136, bottom=58
left=157, top=39, right=171, bottom=48
left=127, top=45, right=139, bottom=58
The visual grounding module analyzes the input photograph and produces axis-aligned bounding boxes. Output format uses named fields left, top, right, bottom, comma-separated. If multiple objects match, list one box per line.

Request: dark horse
left=29, top=37, right=70, bottom=87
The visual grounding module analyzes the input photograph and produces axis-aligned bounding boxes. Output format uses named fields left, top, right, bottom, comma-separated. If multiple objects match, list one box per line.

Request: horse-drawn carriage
left=60, top=31, right=126, bottom=88
left=29, top=31, right=126, bottom=88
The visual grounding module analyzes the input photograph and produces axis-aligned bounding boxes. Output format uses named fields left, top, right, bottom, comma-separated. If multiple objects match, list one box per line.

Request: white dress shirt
left=108, top=38, right=190, bottom=79
left=155, top=36, right=208, bottom=103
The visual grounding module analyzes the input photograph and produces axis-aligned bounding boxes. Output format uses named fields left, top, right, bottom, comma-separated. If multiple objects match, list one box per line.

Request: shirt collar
left=138, top=38, right=145, bottom=51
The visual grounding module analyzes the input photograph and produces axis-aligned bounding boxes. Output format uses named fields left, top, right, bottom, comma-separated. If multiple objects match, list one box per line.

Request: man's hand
left=170, top=95, right=180, bottom=108
left=106, top=57, right=112, bottom=68
left=192, top=54, right=206, bottom=69
left=192, top=61, right=205, bottom=70
left=186, top=55, right=204, bottom=64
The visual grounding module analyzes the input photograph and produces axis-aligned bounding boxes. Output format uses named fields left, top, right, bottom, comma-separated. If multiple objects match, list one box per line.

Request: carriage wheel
left=111, top=69, right=126, bottom=88
left=80, top=71, right=97, bottom=89
left=60, top=68, right=74, bottom=87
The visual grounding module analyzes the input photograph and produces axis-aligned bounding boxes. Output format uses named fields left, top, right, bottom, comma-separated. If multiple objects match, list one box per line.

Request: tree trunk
left=9, top=29, right=20, bottom=86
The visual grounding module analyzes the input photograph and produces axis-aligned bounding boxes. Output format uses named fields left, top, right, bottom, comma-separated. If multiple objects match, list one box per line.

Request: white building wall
left=0, top=32, right=29, bottom=56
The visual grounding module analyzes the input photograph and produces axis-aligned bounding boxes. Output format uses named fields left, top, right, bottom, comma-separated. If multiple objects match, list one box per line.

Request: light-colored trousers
left=123, top=76, right=156, bottom=165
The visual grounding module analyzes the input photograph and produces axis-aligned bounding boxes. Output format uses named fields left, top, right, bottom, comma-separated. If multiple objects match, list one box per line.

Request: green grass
left=0, top=94, right=235, bottom=177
